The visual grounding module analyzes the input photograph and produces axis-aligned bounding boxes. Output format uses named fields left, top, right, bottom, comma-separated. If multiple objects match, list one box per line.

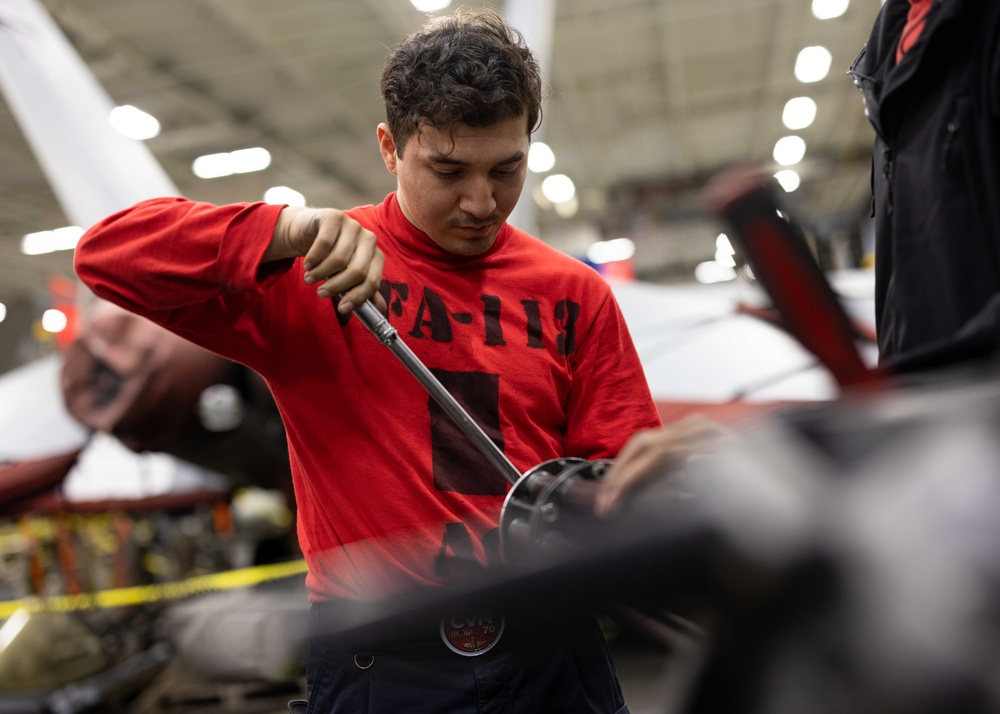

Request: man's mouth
left=453, top=214, right=501, bottom=232
left=455, top=222, right=494, bottom=233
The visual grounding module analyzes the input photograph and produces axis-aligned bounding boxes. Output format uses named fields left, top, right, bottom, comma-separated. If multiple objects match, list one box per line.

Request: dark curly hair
left=380, top=7, right=543, bottom=156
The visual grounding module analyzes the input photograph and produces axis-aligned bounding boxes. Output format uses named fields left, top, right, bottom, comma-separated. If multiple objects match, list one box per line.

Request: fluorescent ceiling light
left=587, top=237, right=635, bottom=264
left=541, top=174, right=576, bottom=203
left=795, top=46, right=832, bottom=83
left=774, top=169, right=802, bottom=192
left=782, top=97, right=817, bottom=130
left=21, top=226, right=84, bottom=255
left=528, top=142, right=555, bottom=173
left=264, top=186, right=306, bottom=206
left=532, top=184, right=553, bottom=209
left=695, top=261, right=736, bottom=284
left=812, top=0, right=849, bottom=20
left=0, top=303, right=6, bottom=324
left=193, top=147, right=271, bottom=179
left=230, top=147, right=271, bottom=173
left=715, top=233, right=736, bottom=267
left=42, top=309, right=68, bottom=334
left=193, top=152, right=233, bottom=179
left=773, top=136, right=807, bottom=166
left=109, top=105, right=160, bottom=140
left=411, top=0, right=451, bottom=10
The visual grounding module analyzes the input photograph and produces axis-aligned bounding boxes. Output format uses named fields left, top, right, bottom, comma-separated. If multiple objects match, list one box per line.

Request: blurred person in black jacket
left=850, top=0, right=1000, bottom=371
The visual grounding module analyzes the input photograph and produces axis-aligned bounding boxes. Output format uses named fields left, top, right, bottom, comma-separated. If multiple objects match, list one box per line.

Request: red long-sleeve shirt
left=75, top=193, right=661, bottom=601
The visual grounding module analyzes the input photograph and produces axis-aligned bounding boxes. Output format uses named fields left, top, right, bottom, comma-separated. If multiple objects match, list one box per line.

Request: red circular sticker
left=439, top=613, right=505, bottom=656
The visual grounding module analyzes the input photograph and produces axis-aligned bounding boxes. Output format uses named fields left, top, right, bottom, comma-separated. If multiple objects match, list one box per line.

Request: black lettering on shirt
left=435, top=522, right=482, bottom=578
left=365, top=279, right=585, bottom=356
left=481, top=295, right=506, bottom=347
left=521, top=300, right=544, bottom=349
left=555, top=299, right=580, bottom=356
left=379, top=280, right=409, bottom=317
left=429, top=369, right=507, bottom=496
left=409, top=287, right=453, bottom=342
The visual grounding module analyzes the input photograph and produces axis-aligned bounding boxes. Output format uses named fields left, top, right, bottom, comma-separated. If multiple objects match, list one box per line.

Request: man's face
left=378, top=115, right=529, bottom=256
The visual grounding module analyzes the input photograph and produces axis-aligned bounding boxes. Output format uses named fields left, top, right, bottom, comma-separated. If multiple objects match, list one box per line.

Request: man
left=75, top=8, right=660, bottom=713
left=849, top=0, right=1000, bottom=370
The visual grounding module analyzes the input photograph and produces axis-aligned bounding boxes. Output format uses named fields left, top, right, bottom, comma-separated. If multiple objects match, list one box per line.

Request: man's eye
left=433, top=169, right=460, bottom=178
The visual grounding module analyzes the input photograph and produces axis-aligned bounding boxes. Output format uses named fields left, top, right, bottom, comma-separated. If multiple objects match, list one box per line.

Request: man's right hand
left=595, top=416, right=732, bottom=517
left=265, top=206, right=387, bottom=315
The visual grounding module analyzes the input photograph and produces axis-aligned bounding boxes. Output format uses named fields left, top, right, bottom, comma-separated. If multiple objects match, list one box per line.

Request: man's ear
left=377, top=123, right=398, bottom=175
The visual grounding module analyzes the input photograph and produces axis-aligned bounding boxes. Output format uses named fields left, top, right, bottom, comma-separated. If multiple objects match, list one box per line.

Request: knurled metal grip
left=355, top=301, right=398, bottom=346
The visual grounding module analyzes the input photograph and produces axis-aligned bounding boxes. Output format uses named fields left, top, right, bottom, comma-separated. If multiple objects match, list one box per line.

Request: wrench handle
left=354, top=301, right=523, bottom=486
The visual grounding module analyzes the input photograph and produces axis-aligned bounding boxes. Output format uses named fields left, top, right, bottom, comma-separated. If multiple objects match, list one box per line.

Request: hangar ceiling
left=0, top=0, right=883, bottom=302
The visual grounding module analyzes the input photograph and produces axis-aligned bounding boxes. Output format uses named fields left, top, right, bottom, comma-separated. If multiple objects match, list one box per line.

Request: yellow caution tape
left=0, top=559, right=308, bottom=619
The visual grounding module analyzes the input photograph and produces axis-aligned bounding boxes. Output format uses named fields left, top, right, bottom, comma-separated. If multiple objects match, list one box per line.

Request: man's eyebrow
left=496, top=151, right=526, bottom=165
left=427, top=151, right=526, bottom=166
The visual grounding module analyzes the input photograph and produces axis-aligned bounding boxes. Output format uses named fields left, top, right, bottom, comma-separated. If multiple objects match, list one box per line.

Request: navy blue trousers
left=305, top=603, right=629, bottom=714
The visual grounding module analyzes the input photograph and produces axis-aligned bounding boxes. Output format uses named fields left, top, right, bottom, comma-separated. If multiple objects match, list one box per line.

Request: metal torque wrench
left=353, top=300, right=523, bottom=486
left=353, top=300, right=606, bottom=563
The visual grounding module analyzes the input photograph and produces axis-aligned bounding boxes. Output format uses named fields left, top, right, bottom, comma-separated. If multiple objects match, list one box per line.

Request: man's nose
left=460, top=178, right=497, bottom=219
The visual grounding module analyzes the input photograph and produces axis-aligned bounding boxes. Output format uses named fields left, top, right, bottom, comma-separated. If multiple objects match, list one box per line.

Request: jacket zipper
left=942, top=113, right=961, bottom=171
left=882, top=146, right=894, bottom=216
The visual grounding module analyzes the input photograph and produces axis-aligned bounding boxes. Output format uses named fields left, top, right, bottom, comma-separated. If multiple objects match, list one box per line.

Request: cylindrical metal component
left=354, top=301, right=523, bottom=486
left=505, top=517, right=533, bottom=547
left=498, top=457, right=611, bottom=563
left=523, top=471, right=601, bottom=509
